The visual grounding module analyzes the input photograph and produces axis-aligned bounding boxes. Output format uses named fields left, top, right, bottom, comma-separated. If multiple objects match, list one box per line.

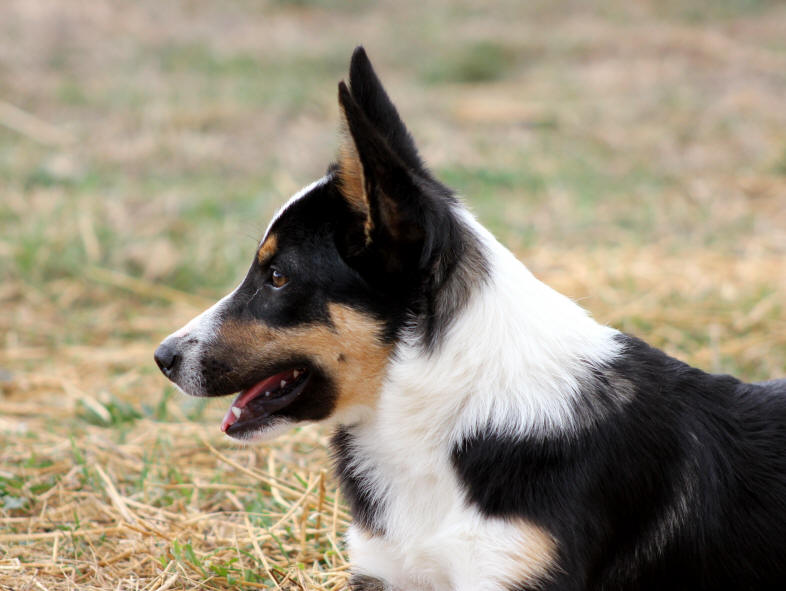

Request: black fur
left=337, top=49, right=489, bottom=348
left=452, top=333, right=786, bottom=590
left=331, top=426, right=385, bottom=536
left=347, top=47, right=425, bottom=174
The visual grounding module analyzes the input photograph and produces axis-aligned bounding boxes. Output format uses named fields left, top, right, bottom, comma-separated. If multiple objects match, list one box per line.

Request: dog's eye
left=270, top=269, right=289, bottom=289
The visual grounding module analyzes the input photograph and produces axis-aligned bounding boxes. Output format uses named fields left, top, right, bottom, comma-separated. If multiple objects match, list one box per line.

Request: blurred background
left=1, top=1, right=785, bottom=589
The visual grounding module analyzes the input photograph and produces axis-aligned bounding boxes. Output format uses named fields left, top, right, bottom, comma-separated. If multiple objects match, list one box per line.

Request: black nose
left=154, top=341, right=179, bottom=378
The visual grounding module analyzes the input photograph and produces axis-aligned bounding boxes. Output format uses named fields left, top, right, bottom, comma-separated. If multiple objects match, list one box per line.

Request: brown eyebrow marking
left=257, top=233, right=278, bottom=266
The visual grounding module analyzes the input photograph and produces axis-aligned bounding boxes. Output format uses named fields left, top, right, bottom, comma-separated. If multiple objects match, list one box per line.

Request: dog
left=154, top=47, right=786, bottom=591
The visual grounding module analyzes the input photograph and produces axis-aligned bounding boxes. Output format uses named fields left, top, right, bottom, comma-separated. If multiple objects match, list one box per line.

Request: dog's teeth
left=280, top=380, right=287, bottom=388
left=293, top=370, right=301, bottom=379
left=231, top=406, right=242, bottom=419
left=265, top=391, right=271, bottom=397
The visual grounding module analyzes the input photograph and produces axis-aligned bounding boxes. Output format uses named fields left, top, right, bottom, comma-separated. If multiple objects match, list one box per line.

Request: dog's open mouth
left=220, top=367, right=310, bottom=436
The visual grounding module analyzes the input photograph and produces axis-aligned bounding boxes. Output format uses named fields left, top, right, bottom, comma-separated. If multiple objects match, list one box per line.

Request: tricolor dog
left=155, top=47, right=786, bottom=590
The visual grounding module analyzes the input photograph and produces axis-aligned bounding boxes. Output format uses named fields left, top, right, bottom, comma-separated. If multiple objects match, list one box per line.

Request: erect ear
left=336, top=65, right=432, bottom=278
left=346, top=47, right=424, bottom=173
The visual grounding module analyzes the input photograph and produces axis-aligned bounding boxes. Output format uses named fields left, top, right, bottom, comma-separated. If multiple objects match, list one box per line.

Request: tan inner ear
left=337, top=106, right=373, bottom=244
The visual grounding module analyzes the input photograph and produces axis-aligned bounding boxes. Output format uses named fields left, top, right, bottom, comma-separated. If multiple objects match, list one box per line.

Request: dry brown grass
left=2, top=0, right=786, bottom=589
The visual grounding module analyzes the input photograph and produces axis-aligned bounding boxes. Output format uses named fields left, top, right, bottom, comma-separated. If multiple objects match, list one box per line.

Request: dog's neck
left=337, top=208, right=622, bottom=444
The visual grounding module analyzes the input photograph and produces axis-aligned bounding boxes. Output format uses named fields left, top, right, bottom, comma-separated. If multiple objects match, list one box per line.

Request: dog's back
left=759, top=378, right=786, bottom=393
left=567, top=336, right=786, bottom=589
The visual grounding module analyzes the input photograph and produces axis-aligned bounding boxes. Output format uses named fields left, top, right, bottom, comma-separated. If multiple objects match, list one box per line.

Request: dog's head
left=154, top=47, right=481, bottom=441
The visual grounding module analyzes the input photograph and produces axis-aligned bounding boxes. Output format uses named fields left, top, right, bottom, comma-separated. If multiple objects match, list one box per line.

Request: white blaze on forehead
left=261, top=175, right=331, bottom=246
left=169, top=282, right=242, bottom=342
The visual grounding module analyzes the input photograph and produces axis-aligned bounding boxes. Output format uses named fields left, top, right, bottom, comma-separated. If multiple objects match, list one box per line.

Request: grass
left=1, top=0, right=786, bottom=589
left=420, top=41, right=517, bottom=84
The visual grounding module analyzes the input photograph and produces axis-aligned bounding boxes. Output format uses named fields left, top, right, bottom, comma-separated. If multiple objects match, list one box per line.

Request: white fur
left=261, top=175, right=330, bottom=244
left=232, top=417, right=295, bottom=443
left=343, top=208, right=621, bottom=590
left=164, top=283, right=242, bottom=396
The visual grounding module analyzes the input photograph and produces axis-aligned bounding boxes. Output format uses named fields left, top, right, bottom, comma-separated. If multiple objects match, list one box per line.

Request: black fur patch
left=452, top=333, right=786, bottom=590
left=417, top=204, right=489, bottom=350
left=347, top=47, right=425, bottom=174
left=331, top=426, right=385, bottom=536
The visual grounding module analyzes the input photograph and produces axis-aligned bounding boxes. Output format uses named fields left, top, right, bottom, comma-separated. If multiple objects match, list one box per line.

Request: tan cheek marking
left=324, top=303, right=391, bottom=411
left=505, top=519, right=558, bottom=587
left=257, top=233, right=278, bottom=266
left=217, top=304, right=391, bottom=412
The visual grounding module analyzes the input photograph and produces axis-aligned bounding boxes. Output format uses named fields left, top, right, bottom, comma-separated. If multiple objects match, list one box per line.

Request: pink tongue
left=220, top=370, right=293, bottom=433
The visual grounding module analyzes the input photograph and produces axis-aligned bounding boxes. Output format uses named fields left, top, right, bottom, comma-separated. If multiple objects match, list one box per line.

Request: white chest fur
left=345, top=415, right=467, bottom=590
left=344, top=417, right=557, bottom=591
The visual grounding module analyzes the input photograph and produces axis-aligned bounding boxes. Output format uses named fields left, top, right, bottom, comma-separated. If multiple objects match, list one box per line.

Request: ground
left=1, top=1, right=785, bottom=589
